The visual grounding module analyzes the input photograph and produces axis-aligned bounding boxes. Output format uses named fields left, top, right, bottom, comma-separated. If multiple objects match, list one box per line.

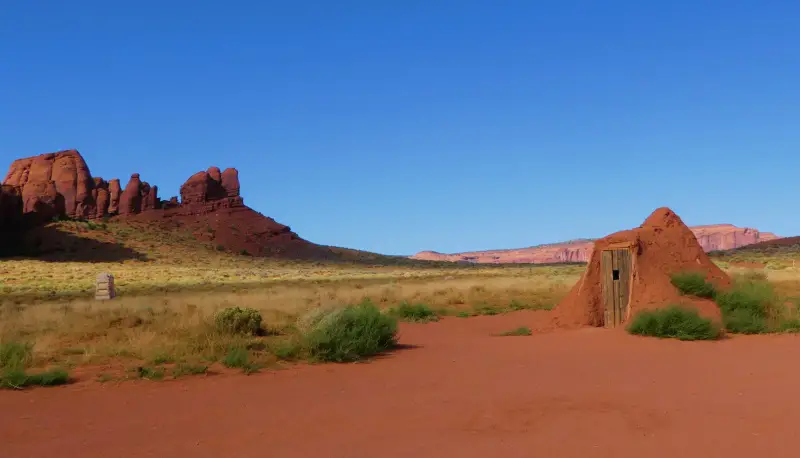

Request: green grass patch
left=670, top=271, right=717, bottom=298
left=715, top=279, right=776, bottom=334
left=222, top=347, right=249, bottom=368
left=497, top=326, right=532, bottom=336
left=388, top=302, right=439, bottom=323
left=0, top=341, right=33, bottom=370
left=270, top=339, right=303, bottom=361
left=305, top=300, right=398, bottom=363
left=0, top=341, right=72, bottom=389
left=627, top=305, right=721, bottom=341
left=222, top=347, right=261, bottom=374
left=0, top=368, right=70, bottom=389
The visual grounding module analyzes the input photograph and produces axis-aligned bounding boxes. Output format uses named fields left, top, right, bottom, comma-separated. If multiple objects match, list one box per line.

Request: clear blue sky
left=1, top=1, right=798, bottom=255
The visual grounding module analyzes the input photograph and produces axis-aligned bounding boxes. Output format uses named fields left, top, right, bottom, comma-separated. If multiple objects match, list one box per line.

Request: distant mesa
left=411, top=225, right=781, bottom=264
left=0, top=149, right=334, bottom=259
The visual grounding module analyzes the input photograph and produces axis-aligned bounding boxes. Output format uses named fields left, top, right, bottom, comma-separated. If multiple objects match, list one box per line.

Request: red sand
left=2, top=312, right=800, bottom=458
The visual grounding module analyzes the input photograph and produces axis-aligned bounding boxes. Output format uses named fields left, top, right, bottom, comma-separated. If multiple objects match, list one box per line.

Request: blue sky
left=1, top=1, right=798, bottom=255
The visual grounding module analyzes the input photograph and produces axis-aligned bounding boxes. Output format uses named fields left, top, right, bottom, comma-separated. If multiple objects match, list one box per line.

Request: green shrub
left=215, top=307, right=263, bottom=335
left=0, top=341, right=71, bottom=389
left=222, top=347, right=249, bottom=368
left=305, top=300, right=398, bottom=362
left=627, top=305, right=721, bottom=341
left=271, top=339, right=302, bottom=361
left=722, top=308, right=767, bottom=334
left=388, top=302, right=439, bottom=323
left=497, top=326, right=532, bottom=336
left=0, top=341, right=33, bottom=370
left=715, top=280, right=776, bottom=334
left=222, top=348, right=261, bottom=374
left=670, top=272, right=716, bottom=298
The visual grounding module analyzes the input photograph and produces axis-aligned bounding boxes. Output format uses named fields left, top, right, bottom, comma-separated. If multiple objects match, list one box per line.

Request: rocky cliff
left=412, top=225, right=781, bottom=264
left=1, top=149, right=335, bottom=259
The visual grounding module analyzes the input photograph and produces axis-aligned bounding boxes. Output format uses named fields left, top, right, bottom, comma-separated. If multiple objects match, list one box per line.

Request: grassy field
left=1, top=219, right=799, bottom=385
left=0, top=220, right=582, bottom=382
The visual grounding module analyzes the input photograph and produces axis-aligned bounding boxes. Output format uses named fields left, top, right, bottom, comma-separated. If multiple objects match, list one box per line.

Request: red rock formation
left=179, top=167, right=238, bottom=204
left=53, top=151, right=94, bottom=219
left=2, top=150, right=335, bottom=260
left=2, top=150, right=96, bottom=221
left=108, top=179, right=121, bottom=214
left=92, top=178, right=110, bottom=219
left=180, top=172, right=211, bottom=204
left=691, top=224, right=780, bottom=251
left=221, top=168, right=240, bottom=197
left=412, top=240, right=595, bottom=264
left=119, top=174, right=143, bottom=215
left=207, top=166, right=222, bottom=183
left=118, top=175, right=160, bottom=215
left=139, top=182, right=159, bottom=211
left=412, top=225, right=782, bottom=264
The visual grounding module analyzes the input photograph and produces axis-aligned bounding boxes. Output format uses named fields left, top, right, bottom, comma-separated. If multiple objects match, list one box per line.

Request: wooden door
left=601, top=248, right=632, bottom=328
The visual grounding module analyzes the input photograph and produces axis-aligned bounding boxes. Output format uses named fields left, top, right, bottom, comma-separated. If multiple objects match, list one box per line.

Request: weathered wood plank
left=617, top=249, right=631, bottom=324
left=601, top=251, right=614, bottom=328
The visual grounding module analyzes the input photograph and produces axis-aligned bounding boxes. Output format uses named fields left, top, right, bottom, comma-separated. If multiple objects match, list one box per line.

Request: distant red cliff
left=411, top=225, right=780, bottom=264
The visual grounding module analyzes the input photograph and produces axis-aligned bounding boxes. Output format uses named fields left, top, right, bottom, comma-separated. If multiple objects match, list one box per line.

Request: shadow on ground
left=0, top=225, right=146, bottom=262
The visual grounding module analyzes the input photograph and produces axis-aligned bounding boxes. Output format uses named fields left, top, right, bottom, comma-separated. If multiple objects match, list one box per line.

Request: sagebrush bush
left=305, top=300, right=398, bottom=362
left=627, top=305, right=721, bottom=341
left=715, top=279, right=776, bottom=334
left=215, top=307, right=263, bottom=335
left=388, top=302, right=439, bottom=323
left=670, top=272, right=717, bottom=298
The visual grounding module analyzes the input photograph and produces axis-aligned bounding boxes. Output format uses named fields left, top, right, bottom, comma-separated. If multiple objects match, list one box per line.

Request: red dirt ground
left=3, top=312, right=800, bottom=458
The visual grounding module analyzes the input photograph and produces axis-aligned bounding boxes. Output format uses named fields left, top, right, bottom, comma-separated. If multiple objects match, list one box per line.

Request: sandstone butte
left=412, top=225, right=781, bottom=264
left=0, top=149, right=334, bottom=259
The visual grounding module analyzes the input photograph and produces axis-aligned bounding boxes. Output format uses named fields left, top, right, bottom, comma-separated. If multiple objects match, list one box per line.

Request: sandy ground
left=3, top=311, right=800, bottom=458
